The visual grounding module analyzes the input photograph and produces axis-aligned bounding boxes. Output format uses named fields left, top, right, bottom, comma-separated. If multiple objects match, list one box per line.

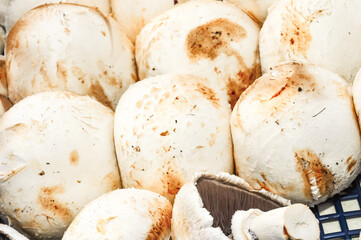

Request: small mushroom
left=63, top=189, right=172, bottom=240
left=114, top=74, right=233, bottom=202
left=231, top=204, right=319, bottom=240
left=0, top=224, right=29, bottom=240
left=260, top=0, right=361, bottom=82
left=6, top=3, right=136, bottom=110
left=171, top=172, right=292, bottom=239
left=136, top=0, right=260, bottom=108
left=4, top=0, right=110, bottom=33
left=111, top=0, right=177, bottom=44
left=0, top=91, right=120, bottom=239
left=231, top=62, right=361, bottom=206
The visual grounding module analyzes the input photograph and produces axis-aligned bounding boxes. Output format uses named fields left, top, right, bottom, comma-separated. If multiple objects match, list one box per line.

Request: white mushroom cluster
left=0, top=0, right=360, bottom=238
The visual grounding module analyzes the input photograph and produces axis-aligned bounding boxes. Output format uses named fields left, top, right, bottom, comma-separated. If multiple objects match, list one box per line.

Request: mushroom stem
left=231, top=204, right=320, bottom=240
left=0, top=224, right=29, bottom=240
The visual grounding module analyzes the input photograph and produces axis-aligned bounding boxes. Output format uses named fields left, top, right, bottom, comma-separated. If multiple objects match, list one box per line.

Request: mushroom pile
left=0, top=0, right=360, bottom=239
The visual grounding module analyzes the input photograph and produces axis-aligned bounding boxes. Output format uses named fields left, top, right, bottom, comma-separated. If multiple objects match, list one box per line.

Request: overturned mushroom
left=0, top=224, right=29, bottom=240
left=4, top=0, right=110, bottom=34
left=136, top=0, right=260, bottom=107
left=111, top=0, right=178, bottom=44
left=6, top=3, right=136, bottom=110
left=0, top=91, right=120, bottom=239
left=260, top=0, right=361, bottom=82
left=231, top=62, right=361, bottom=206
left=63, top=189, right=172, bottom=240
left=171, top=172, right=291, bottom=239
left=232, top=204, right=319, bottom=240
left=114, top=74, right=233, bottom=202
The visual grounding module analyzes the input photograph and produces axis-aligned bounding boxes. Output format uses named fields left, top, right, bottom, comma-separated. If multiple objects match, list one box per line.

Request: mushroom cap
left=63, top=188, right=172, bottom=240
left=231, top=63, right=361, bottom=206
left=171, top=172, right=290, bottom=239
left=0, top=91, right=120, bottom=239
left=114, top=74, right=233, bottom=202
left=5, top=0, right=110, bottom=33
left=178, top=0, right=278, bottom=24
left=136, top=0, right=260, bottom=107
left=6, top=3, right=136, bottom=110
left=260, top=0, right=361, bottom=82
left=111, top=0, right=177, bottom=44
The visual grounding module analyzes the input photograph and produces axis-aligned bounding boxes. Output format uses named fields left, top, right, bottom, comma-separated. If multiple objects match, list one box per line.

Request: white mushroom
left=4, top=0, right=110, bottom=33
left=260, top=0, right=361, bottom=82
left=111, top=0, right=178, bottom=44
left=6, top=3, right=136, bottom=110
left=136, top=0, right=260, bottom=107
left=171, top=172, right=291, bottom=239
left=231, top=62, right=361, bottom=206
left=178, top=0, right=279, bottom=24
left=114, top=74, right=233, bottom=202
left=63, top=189, right=172, bottom=240
left=0, top=224, right=29, bottom=240
left=0, top=91, right=120, bottom=239
left=231, top=204, right=319, bottom=240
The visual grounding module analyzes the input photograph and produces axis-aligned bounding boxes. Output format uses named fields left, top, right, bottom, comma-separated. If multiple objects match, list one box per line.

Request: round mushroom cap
left=63, top=188, right=172, bottom=240
left=231, top=63, right=361, bottom=206
left=171, top=172, right=290, bottom=239
left=260, top=0, right=361, bottom=82
left=5, top=0, right=110, bottom=33
left=178, top=0, right=278, bottom=24
left=114, top=74, right=233, bottom=202
left=0, top=91, right=120, bottom=239
left=111, top=0, right=178, bottom=44
left=6, top=3, right=136, bottom=110
left=136, top=0, right=260, bottom=108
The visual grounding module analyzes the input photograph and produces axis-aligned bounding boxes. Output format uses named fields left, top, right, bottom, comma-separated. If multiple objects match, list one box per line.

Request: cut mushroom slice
left=4, top=0, right=110, bottom=33
left=171, top=172, right=291, bottom=239
left=114, top=74, right=233, bottom=203
left=111, top=0, right=178, bottom=44
left=136, top=0, right=260, bottom=108
left=231, top=62, right=361, bottom=206
left=231, top=204, right=319, bottom=240
left=63, top=189, right=172, bottom=240
left=260, top=0, right=361, bottom=82
left=6, top=3, right=136, bottom=110
left=0, top=224, right=29, bottom=240
left=0, top=91, right=120, bottom=239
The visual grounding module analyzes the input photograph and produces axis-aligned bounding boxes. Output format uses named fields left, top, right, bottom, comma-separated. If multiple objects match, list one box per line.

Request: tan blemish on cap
left=89, top=81, right=112, bottom=109
left=38, top=185, right=72, bottom=222
left=146, top=198, right=172, bottom=240
left=102, top=172, right=121, bottom=190
left=70, top=150, right=79, bottom=166
left=96, top=217, right=117, bottom=235
left=295, top=149, right=334, bottom=200
left=195, top=83, right=220, bottom=108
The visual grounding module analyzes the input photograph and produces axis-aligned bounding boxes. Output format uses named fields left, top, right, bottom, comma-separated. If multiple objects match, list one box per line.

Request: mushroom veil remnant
left=114, top=74, right=233, bottom=203
left=231, top=63, right=361, bottom=206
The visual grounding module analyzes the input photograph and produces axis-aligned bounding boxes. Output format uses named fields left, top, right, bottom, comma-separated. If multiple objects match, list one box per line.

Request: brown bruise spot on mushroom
left=56, top=60, right=68, bottom=82
left=0, top=58, right=7, bottom=93
left=89, top=80, right=112, bottom=108
left=101, top=172, right=121, bottom=190
left=295, top=149, right=334, bottom=200
left=146, top=197, right=172, bottom=240
left=96, top=217, right=117, bottom=235
left=280, top=6, right=328, bottom=57
left=158, top=160, right=184, bottom=203
left=346, top=156, right=357, bottom=173
left=195, top=82, right=220, bottom=108
left=186, top=18, right=260, bottom=107
left=69, top=150, right=79, bottom=166
left=38, top=185, right=72, bottom=222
